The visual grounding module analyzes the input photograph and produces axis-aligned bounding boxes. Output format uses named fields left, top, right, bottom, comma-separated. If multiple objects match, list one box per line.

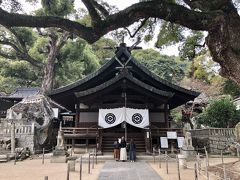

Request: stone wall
left=0, top=124, right=35, bottom=153
left=189, top=128, right=236, bottom=154
left=16, top=134, right=34, bottom=152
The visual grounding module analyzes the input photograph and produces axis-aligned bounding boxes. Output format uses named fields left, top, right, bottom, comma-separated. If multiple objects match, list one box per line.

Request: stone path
left=98, top=161, right=163, bottom=180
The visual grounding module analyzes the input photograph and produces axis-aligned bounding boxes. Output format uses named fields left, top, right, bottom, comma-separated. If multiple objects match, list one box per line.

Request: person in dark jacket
left=128, top=139, right=136, bottom=162
left=113, top=138, right=120, bottom=161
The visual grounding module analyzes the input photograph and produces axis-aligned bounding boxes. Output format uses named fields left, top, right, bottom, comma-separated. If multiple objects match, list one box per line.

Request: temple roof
left=48, top=43, right=200, bottom=111
left=0, top=87, right=42, bottom=100
left=75, top=72, right=174, bottom=99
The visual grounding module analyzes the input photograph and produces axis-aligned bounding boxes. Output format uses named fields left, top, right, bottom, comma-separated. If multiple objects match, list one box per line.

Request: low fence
left=42, top=149, right=98, bottom=180
left=152, top=147, right=240, bottom=180
left=0, top=123, right=34, bottom=135
left=190, top=128, right=236, bottom=154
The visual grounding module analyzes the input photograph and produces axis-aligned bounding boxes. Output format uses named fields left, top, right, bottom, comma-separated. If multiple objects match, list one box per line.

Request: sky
left=18, top=0, right=178, bottom=56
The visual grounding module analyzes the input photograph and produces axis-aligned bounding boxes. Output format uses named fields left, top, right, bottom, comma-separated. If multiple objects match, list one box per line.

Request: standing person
left=119, top=136, right=127, bottom=161
left=113, top=138, right=120, bottom=161
left=129, top=139, right=136, bottom=162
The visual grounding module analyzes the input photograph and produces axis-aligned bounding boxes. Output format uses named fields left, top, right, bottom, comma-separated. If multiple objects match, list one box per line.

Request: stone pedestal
left=178, top=154, right=187, bottom=169
left=68, top=158, right=76, bottom=172
left=180, top=131, right=196, bottom=159
left=51, top=146, right=67, bottom=163
left=51, top=123, right=67, bottom=163
left=181, top=146, right=196, bottom=160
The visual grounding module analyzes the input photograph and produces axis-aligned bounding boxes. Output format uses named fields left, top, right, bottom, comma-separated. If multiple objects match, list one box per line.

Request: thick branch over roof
left=0, top=1, right=219, bottom=43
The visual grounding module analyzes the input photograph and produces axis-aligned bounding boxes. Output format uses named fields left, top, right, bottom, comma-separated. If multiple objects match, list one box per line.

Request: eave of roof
left=74, top=72, right=174, bottom=98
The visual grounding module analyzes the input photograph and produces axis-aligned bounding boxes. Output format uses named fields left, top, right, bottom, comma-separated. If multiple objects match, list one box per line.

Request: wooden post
left=158, top=148, right=161, bottom=168
left=194, top=163, right=198, bottom=180
left=205, top=155, right=209, bottom=180
left=165, top=151, right=168, bottom=174
left=42, top=148, right=45, bottom=165
left=204, top=146, right=209, bottom=167
left=153, top=147, right=155, bottom=163
left=67, top=163, right=70, bottom=180
left=176, top=155, right=181, bottom=180
left=79, top=156, right=82, bottom=180
left=44, top=176, right=48, bottom=180
left=221, top=150, right=224, bottom=168
left=237, top=147, right=240, bottom=161
left=95, top=148, right=97, bottom=164
left=88, top=153, right=90, bottom=174
left=196, top=155, right=199, bottom=180
left=14, top=152, right=16, bottom=165
left=223, top=164, right=227, bottom=180
left=92, top=153, right=94, bottom=169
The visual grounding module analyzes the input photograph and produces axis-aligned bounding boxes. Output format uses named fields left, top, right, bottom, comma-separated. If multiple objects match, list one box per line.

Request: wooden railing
left=62, top=127, right=102, bottom=152
left=62, top=127, right=98, bottom=135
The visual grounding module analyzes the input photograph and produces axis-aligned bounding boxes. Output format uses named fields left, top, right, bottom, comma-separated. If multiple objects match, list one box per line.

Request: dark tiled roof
left=8, top=87, right=42, bottom=98
left=75, top=72, right=174, bottom=98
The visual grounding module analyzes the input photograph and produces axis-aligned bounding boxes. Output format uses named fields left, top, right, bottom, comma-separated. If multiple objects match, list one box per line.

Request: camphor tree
left=0, top=0, right=101, bottom=92
left=1, top=0, right=240, bottom=86
left=132, top=48, right=189, bottom=84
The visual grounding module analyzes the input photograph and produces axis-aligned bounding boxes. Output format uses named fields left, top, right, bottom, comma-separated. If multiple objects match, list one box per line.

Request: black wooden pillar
left=75, top=103, right=80, bottom=127
left=164, top=104, right=169, bottom=128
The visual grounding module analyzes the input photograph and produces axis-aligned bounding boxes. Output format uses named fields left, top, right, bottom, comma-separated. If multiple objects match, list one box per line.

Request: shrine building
left=48, top=43, right=199, bottom=153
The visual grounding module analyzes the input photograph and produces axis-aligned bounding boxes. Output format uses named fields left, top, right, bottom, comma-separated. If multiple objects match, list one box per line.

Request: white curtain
left=98, top=107, right=124, bottom=128
left=126, top=108, right=149, bottom=128
left=98, top=107, right=149, bottom=129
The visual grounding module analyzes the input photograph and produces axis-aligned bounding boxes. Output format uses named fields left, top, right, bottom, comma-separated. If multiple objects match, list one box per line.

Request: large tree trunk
left=41, top=61, right=55, bottom=93
left=41, top=33, right=58, bottom=93
left=206, top=10, right=240, bottom=84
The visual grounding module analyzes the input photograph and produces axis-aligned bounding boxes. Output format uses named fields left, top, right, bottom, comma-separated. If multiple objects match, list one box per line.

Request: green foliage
left=13, top=27, right=36, bottom=48
left=55, top=39, right=100, bottom=87
left=222, top=79, right=240, bottom=97
left=37, top=0, right=75, bottom=17
left=132, top=49, right=189, bottom=83
left=197, top=98, right=240, bottom=128
left=28, top=36, right=48, bottom=63
left=171, top=109, right=182, bottom=123
left=155, top=22, right=184, bottom=48
left=190, top=53, right=222, bottom=84
left=0, top=58, right=40, bottom=93
left=92, top=38, right=117, bottom=65
left=179, top=31, right=205, bottom=61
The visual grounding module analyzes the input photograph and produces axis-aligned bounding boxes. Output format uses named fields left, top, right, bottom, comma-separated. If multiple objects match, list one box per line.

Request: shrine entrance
left=101, top=123, right=147, bottom=153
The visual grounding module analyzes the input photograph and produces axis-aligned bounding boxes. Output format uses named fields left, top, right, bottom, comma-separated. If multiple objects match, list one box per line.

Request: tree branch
left=6, top=26, right=27, bottom=53
left=91, top=0, right=109, bottom=17
left=0, top=39, right=43, bottom=68
left=124, top=18, right=149, bottom=38
left=0, top=50, right=17, bottom=60
left=0, top=8, right=96, bottom=42
left=82, top=0, right=101, bottom=26
left=0, top=1, right=220, bottom=43
left=56, top=31, right=70, bottom=52
left=0, top=40, right=21, bottom=52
